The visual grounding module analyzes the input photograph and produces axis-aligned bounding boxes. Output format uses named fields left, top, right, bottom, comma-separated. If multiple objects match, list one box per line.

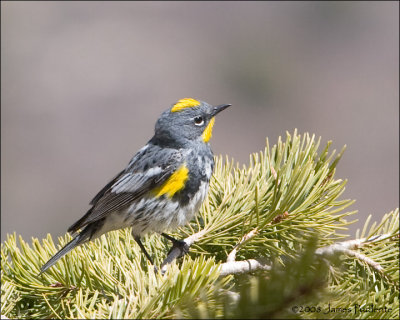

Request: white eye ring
left=194, top=116, right=204, bottom=126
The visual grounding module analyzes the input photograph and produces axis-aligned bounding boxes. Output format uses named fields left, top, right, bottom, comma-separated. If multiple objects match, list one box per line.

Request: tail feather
left=67, top=207, right=93, bottom=235
left=39, top=232, right=87, bottom=275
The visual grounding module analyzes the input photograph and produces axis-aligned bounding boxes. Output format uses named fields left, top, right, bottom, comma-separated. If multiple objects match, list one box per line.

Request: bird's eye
left=194, top=116, right=204, bottom=126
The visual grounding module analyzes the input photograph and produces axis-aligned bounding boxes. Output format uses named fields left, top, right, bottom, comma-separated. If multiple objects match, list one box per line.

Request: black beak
left=212, top=104, right=231, bottom=116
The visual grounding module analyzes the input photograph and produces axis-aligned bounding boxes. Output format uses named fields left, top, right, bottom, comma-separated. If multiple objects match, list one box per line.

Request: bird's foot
left=167, top=239, right=190, bottom=258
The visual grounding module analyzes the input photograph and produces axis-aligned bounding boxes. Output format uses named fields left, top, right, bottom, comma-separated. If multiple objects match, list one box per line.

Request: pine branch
left=315, top=234, right=395, bottom=275
left=1, top=131, right=398, bottom=319
left=227, top=228, right=259, bottom=262
left=219, top=258, right=271, bottom=276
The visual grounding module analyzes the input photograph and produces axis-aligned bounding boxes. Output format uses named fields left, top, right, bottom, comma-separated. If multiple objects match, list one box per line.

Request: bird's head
left=153, top=98, right=231, bottom=147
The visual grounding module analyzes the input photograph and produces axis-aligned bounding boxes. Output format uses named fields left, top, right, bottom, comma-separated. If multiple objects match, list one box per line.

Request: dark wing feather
left=68, top=145, right=185, bottom=233
left=89, top=170, right=125, bottom=205
left=68, top=170, right=126, bottom=234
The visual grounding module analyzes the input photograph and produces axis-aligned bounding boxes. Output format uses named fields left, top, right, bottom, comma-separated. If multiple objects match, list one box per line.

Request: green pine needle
left=1, top=131, right=398, bottom=319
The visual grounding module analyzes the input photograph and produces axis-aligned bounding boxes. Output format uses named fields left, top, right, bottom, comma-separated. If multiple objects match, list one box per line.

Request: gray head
left=152, top=98, right=231, bottom=147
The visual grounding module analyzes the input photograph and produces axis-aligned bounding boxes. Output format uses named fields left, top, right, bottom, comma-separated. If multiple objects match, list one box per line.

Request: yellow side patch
left=152, top=164, right=189, bottom=198
left=202, top=117, right=215, bottom=143
left=171, top=98, right=200, bottom=112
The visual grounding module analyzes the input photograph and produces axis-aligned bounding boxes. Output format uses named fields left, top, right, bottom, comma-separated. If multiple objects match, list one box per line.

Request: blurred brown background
left=1, top=2, right=398, bottom=242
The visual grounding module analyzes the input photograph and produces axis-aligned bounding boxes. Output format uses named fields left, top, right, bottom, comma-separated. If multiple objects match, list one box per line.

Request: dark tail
left=67, top=207, right=94, bottom=235
left=39, top=230, right=89, bottom=275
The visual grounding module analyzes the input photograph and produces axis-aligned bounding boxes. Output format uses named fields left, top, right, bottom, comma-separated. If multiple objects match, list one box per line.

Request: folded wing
left=68, top=145, right=186, bottom=234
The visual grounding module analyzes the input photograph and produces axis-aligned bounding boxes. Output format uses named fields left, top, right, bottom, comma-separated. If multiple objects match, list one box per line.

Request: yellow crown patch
left=171, top=98, right=200, bottom=112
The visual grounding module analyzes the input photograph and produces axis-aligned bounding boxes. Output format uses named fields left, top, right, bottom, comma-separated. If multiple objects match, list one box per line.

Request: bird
left=39, top=98, right=231, bottom=274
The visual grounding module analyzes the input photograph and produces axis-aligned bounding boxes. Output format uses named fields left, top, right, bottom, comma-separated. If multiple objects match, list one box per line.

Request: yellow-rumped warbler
left=40, top=98, right=230, bottom=273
